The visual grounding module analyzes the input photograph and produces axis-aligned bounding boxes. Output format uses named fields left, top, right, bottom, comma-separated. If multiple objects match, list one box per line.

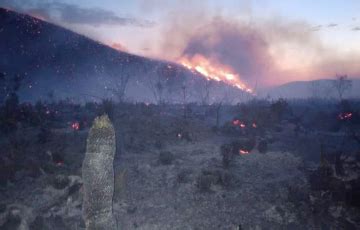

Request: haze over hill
left=260, top=79, right=360, bottom=99
left=0, top=8, right=247, bottom=104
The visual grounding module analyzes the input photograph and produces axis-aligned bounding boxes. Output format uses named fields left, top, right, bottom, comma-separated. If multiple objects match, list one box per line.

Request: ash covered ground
left=0, top=99, right=360, bottom=230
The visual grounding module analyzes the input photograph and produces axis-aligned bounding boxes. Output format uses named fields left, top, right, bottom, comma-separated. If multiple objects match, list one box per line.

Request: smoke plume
left=156, top=2, right=360, bottom=87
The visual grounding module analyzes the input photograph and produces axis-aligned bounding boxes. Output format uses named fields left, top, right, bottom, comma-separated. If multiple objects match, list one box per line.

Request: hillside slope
left=0, top=8, right=245, bottom=103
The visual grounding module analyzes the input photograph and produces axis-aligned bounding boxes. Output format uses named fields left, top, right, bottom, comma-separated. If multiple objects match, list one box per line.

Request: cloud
left=50, top=3, right=154, bottom=27
left=352, top=26, right=360, bottom=31
left=0, top=1, right=154, bottom=27
left=310, top=25, right=322, bottom=31
left=327, top=23, right=338, bottom=27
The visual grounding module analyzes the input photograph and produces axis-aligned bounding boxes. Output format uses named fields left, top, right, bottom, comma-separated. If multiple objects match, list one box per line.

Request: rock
left=0, top=204, right=34, bottom=230
left=264, top=206, right=297, bottom=226
left=29, top=215, right=67, bottom=230
left=159, top=151, right=174, bottom=165
left=264, top=206, right=284, bottom=224
left=29, top=216, right=45, bottom=230
left=50, top=175, right=70, bottom=190
left=126, top=206, right=137, bottom=214
left=177, top=169, right=192, bottom=184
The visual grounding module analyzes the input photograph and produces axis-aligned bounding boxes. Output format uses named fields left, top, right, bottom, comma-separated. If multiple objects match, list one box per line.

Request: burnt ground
left=0, top=103, right=360, bottom=229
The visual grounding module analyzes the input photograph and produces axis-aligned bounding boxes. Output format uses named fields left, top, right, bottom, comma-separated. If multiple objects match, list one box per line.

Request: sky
left=1, top=0, right=360, bottom=86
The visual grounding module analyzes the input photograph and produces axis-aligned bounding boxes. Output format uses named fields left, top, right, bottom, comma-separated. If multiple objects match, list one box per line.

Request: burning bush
left=230, top=138, right=256, bottom=155
left=220, top=138, right=256, bottom=167
left=196, top=174, right=214, bottom=192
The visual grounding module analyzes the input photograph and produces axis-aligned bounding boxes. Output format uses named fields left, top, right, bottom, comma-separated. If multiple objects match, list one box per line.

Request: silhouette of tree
left=333, top=74, right=352, bottom=100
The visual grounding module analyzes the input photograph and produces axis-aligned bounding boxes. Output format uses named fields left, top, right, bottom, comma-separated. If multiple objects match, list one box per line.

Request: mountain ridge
left=260, top=79, right=360, bottom=99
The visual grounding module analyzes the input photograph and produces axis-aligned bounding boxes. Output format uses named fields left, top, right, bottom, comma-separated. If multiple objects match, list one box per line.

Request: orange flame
left=178, top=54, right=253, bottom=93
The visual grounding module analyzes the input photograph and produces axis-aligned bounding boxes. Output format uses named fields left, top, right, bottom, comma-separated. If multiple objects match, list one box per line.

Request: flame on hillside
left=111, top=42, right=128, bottom=52
left=178, top=54, right=253, bottom=93
left=29, top=13, right=47, bottom=21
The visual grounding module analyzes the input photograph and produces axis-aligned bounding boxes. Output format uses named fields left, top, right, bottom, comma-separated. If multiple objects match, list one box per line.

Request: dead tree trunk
left=215, top=102, right=222, bottom=130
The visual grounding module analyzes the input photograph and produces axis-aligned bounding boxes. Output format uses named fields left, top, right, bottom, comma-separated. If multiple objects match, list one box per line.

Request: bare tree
left=181, top=82, right=190, bottom=119
left=332, top=74, right=352, bottom=100
left=214, top=102, right=223, bottom=130
left=199, top=80, right=212, bottom=105
left=147, top=68, right=165, bottom=104
left=107, top=67, right=131, bottom=102
left=147, top=64, right=180, bottom=104
left=351, top=130, right=360, bottom=145
left=0, top=72, right=23, bottom=104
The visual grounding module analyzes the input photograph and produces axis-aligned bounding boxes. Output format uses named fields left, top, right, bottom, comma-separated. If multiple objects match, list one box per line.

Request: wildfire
left=71, top=122, right=80, bottom=130
left=55, top=160, right=64, bottom=166
left=239, top=149, right=250, bottom=155
left=338, top=112, right=353, bottom=120
left=232, top=119, right=246, bottom=128
left=29, top=13, right=46, bottom=21
left=178, top=54, right=253, bottom=93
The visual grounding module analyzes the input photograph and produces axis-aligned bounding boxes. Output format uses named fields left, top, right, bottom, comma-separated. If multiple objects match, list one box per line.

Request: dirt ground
left=0, top=105, right=359, bottom=230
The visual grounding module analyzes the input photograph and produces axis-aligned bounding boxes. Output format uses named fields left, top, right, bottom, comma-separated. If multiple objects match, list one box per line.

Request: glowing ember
left=252, top=123, right=257, bottom=128
left=232, top=119, right=246, bottom=128
left=178, top=54, right=253, bottom=93
left=233, top=120, right=240, bottom=126
left=55, top=160, right=64, bottom=166
left=239, top=149, right=250, bottom=155
left=338, top=112, right=353, bottom=120
left=71, top=122, right=80, bottom=130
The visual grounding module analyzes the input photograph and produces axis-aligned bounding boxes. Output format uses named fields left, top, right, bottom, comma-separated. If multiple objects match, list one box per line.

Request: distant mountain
left=259, top=79, right=360, bottom=99
left=0, top=8, right=246, bottom=104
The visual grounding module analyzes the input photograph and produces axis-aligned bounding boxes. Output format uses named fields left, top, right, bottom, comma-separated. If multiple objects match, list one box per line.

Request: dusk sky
left=2, top=0, right=360, bottom=86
